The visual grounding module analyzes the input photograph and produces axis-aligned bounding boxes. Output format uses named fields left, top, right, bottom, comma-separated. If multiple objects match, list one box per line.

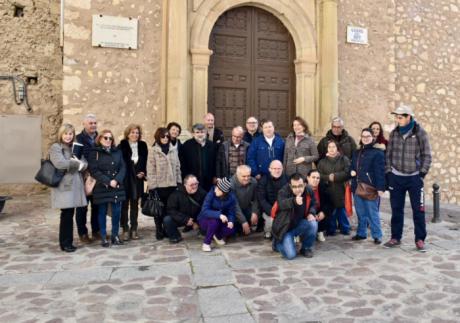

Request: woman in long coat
left=317, top=140, right=351, bottom=235
left=118, top=124, right=148, bottom=241
left=89, top=129, right=126, bottom=247
left=49, top=123, right=87, bottom=252
left=147, top=127, right=182, bottom=240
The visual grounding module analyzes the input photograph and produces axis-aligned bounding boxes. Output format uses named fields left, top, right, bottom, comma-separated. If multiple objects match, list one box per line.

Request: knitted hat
left=217, top=177, right=232, bottom=193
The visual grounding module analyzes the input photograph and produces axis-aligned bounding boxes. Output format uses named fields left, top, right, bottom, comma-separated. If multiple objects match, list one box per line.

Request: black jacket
left=88, top=146, right=126, bottom=205
left=166, top=185, right=207, bottom=225
left=317, top=129, right=357, bottom=161
left=317, top=155, right=350, bottom=208
left=76, top=129, right=98, bottom=160
left=179, top=139, right=216, bottom=191
left=257, top=173, right=288, bottom=215
left=118, top=139, right=148, bottom=199
left=216, top=140, right=250, bottom=178
left=243, top=130, right=261, bottom=144
left=207, top=127, right=225, bottom=145
left=272, top=184, right=316, bottom=241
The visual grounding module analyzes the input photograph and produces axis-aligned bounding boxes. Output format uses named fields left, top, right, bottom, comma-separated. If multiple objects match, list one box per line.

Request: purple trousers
left=199, top=217, right=235, bottom=245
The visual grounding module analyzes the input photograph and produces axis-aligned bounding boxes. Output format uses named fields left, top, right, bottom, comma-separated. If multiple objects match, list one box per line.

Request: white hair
left=83, top=113, right=97, bottom=121
left=331, top=116, right=344, bottom=127
left=236, top=164, right=251, bottom=175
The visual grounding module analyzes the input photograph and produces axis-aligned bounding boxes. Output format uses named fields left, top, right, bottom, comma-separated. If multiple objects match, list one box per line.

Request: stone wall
left=62, top=0, right=163, bottom=145
left=0, top=0, right=62, bottom=151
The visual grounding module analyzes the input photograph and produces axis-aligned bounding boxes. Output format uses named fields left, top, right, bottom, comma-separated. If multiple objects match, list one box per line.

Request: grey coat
left=49, top=143, right=88, bottom=209
left=283, top=134, right=319, bottom=177
left=230, top=175, right=259, bottom=225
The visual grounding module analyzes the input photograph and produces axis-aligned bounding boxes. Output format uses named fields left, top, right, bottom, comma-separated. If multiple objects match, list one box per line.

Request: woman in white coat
left=49, top=123, right=87, bottom=252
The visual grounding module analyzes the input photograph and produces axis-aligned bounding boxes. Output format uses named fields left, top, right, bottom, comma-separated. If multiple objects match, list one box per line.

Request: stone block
left=0, top=272, right=54, bottom=287
left=48, top=267, right=113, bottom=285
left=198, top=285, right=248, bottom=318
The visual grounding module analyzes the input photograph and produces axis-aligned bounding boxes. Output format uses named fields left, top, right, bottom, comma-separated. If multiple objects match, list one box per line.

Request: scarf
left=160, top=143, right=169, bottom=155
left=399, top=118, right=415, bottom=135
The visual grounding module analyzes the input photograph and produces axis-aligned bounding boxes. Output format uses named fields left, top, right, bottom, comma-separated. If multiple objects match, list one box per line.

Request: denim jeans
left=98, top=202, right=122, bottom=238
left=163, top=215, right=182, bottom=240
left=353, top=194, right=382, bottom=239
left=388, top=173, right=426, bottom=242
left=275, top=219, right=318, bottom=260
left=327, top=207, right=350, bottom=234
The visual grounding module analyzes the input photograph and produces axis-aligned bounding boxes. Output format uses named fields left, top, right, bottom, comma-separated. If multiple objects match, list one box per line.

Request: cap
left=216, top=177, right=232, bottom=193
left=391, top=105, right=414, bottom=116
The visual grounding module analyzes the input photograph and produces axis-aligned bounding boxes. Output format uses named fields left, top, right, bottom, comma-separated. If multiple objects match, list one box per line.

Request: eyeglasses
left=161, top=135, right=170, bottom=139
left=290, top=184, right=305, bottom=189
left=361, top=135, right=373, bottom=139
left=103, top=136, right=113, bottom=141
left=395, top=115, right=408, bottom=120
left=187, top=182, right=199, bottom=187
left=246, top=122, right=257, bottom=125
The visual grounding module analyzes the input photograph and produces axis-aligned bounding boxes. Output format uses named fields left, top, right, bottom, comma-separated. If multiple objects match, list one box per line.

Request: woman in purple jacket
left=198, top=177, right=237, bottom=252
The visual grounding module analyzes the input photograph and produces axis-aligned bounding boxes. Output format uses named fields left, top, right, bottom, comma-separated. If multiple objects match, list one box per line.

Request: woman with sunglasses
left=147, top=127, right=182, bottom=240
left=88, top=129, right=126, bottom=247
left=118, top=124, right=148, bottom=241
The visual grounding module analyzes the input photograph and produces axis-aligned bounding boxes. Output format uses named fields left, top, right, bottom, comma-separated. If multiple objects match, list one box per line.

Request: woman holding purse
left=147, top=127, right=182, bottom=240
left=118, top=124, right=148, bottom=241
left=49, top=123, right=87, bottom=252
left=350, top=128, right=385, bottom=244
left=89, top=129, right=126, bottom=247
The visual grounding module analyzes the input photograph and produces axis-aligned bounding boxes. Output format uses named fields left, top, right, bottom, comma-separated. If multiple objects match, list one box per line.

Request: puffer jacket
left=317, top=154, right=350, bottom=208
left=351, top=144, right=385, bottom=193
left=147, top=144, right=181, bottom=189
left=88, top=146, right=126, bottom=205
left=198, top=188, right=237, bottom=223
left=283, top=133, right=319, bottom=177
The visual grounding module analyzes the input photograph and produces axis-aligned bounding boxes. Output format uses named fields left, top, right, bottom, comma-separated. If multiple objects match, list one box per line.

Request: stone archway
left=187, top=0, right=338, bottom=134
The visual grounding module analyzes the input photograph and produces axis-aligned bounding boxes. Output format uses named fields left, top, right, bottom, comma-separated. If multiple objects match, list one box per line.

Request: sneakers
left=317, top=232, right=326, bottom=242
left=300, top=248, right=314, bottom=258
left=351, top=235, right=366, bottom=241
left=383, top=239, right=401, bottom=248
left=264, top=232, right=272, bottom=239
left=202, top=243, right=212, bottom=252
left=111, top=236, right=124, bottom=246
left=213, top=235, right=226, bottom=246
left=416, top=240, right=426, bottom=252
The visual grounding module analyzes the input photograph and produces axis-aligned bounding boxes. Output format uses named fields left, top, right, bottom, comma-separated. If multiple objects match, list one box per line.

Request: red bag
left=345, top=182, right=353, bottom=218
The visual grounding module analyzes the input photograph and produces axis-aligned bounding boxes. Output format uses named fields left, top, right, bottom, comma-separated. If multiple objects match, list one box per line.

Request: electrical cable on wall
left=0, top=75, right=32, bottom=112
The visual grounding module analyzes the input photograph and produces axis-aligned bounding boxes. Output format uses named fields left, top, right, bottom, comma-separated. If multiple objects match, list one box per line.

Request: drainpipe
left=60, top=0, right=64, bottom=47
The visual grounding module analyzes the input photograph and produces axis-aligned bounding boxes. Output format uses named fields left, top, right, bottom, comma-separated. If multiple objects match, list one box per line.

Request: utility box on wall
left=0, top=115, right=42, bottom=183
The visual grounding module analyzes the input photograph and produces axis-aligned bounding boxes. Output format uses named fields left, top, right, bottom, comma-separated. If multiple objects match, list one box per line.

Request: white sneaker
left=202, top=243, right=212, bottom=252
left=213, top=235, right=226, bottom=246
left=317, top=232, right=326, bottom=242
left=264, top=232, right=272, bottom=239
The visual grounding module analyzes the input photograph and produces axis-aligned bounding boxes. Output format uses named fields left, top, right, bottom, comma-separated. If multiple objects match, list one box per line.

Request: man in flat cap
left=384, top=105, right=432, bottom=252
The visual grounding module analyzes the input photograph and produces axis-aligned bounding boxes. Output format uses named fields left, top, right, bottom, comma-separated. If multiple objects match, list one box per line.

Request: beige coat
left=147, top=144, right=182, bottom=189
left=283, top=134, right=319, bottom=177
left=49, top=143, right=88, bottom=209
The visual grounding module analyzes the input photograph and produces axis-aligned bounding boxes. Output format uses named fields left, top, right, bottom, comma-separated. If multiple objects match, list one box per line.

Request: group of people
left=48, top=105, right=431, bottom=260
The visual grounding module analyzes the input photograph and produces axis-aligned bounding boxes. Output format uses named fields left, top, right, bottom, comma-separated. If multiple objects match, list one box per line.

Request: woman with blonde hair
left=49, top=123, right=87, bottom=252
left=147, top=127, right=182, bottom=240
left=89, top=129, right=126, bottom=247
left=118, top=124, right=148, bottom=240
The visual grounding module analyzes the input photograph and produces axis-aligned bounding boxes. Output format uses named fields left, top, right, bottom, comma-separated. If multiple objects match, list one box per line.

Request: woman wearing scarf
left=283, top=116, right=319, bottom=177
left=317, top=140, right=351, bottom=235
left=350, top=128, right=385, bottom=244
left=147, top=127, right=182, bottom=240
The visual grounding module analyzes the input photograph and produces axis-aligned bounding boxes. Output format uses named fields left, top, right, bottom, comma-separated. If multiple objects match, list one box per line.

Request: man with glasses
left=75, top=114, right=100, bottom=243
left=243, top=116, right=261, bottom=144
left=179, top=123, right=217, bottom=191
left=162, top=175, right=207, bottom=243
left=317, top=116, right=357, bottom=161
left=203, top=113, right=224, bottom=145
left=257, top=160, right=288, bottom=239
left=272, top=173, right=318, bottom=259
left=384, top=105, right=432, bottom=252
left=247, top=120, right=285, bottom=180
left=216, top=126, right=249, bottom=179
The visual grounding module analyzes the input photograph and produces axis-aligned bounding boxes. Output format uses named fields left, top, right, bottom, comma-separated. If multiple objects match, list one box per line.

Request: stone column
left=295, top=59, right=318, bottom=133
left=166, top=0, right=188, bottom=127
left=320, top=0, right=339, bottom=130
left=191, top=48, right=213, bottom=125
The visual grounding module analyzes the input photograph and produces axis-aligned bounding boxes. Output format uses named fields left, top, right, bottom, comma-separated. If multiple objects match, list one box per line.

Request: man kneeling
left=272, top=173, right=318, bottom=259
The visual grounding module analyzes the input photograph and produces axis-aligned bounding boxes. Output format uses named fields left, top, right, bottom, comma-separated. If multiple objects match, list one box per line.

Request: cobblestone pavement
left=0, top=193, right=459, bottom=322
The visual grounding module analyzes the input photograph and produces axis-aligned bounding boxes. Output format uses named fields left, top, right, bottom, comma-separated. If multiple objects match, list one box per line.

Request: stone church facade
left=0, top=0, right=459, bottom=204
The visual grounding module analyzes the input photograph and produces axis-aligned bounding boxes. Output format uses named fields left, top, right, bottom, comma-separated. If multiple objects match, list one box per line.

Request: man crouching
left=272, top=173, right=318, bottom=259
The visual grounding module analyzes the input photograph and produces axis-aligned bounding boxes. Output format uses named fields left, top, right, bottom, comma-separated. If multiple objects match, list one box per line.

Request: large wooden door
left=208, top=6, right=296, bottom=137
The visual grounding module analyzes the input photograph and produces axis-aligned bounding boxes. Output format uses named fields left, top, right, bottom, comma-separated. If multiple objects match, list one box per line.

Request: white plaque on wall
left=346, top=26, right=368, bottom=45
left=92, top=15, right=138, bottom=49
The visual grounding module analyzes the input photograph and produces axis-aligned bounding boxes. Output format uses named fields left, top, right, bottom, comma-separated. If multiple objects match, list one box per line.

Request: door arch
left=207, top=6, right=296, bottom=136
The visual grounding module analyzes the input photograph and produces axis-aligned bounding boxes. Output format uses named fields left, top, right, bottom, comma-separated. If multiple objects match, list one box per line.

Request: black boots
left=154, top=217, right=165, bottom=240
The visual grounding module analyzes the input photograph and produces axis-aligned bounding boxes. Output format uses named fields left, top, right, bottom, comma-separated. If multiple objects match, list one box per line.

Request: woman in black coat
left=317, top=140, right=351, bottom=236
left=118, top=124, right=148, bottom=241
left=89, top=129, right=126, bottom=247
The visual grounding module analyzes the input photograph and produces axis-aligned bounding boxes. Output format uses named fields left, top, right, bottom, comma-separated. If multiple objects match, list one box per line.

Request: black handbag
left=35, top=159, right=65, bottom=187
left=141, top=189, right=164, bottom=218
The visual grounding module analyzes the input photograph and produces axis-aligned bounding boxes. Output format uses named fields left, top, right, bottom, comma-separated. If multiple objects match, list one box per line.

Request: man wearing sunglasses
left=384, top=105, right=432, bottom=252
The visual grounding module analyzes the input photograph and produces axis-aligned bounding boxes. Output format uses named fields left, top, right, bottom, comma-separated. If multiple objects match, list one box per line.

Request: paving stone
left=198, top=285, right=248, bottom=318
left=110, top=263, right=190, bottom=281
left=204, top=313, right=255, bottom=323
left=48, top=267, right=113, bottom=285
left=0, top=272, right=54, bottom=287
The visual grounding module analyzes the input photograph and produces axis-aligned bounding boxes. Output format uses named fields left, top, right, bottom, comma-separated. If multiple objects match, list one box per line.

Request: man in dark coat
left=317, top=117, right=357, bottom=161
left=216, top=126, right=249, bottom=178
left=243, top=116, right=261, bottom=144
left=272, top=173, right=318, bottom=260
left=204, top=113, right=225, bottom=145
left=163, top=175, right=207, bottom=243
left=75, top=113, right=99, bottom=242
left=179, top=123, right=217, bottom=191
